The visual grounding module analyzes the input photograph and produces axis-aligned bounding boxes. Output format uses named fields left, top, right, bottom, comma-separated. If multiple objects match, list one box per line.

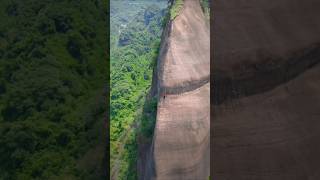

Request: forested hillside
left=110, top=0, right=167, bottom=179
left=0, top=0, right=108, bottom=179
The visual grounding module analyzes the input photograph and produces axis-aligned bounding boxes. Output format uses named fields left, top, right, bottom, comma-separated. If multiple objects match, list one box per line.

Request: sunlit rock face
left=143, top=0, right=210, bottom=179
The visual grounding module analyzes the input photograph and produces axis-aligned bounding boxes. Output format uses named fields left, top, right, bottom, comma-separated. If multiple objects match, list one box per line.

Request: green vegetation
left=139, top=97, right=158, bottom=138
left=200, top=0, right=210, bottom=20
left=0, top=0, right=108, bottom=179
left=170, top=0, right=183, bottom=20
left=110, top=0, right=167, bottom=179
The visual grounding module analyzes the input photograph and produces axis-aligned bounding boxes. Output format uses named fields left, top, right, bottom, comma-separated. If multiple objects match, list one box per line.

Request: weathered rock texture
left=213, top=0, right=320, bottom=104
left=143, top=0, right=210, bottom=179
left=212, top=0, right=320, bottom=179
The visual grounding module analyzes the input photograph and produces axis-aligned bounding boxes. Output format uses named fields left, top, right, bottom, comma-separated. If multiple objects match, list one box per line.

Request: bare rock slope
left=213, top=0, right=320, bottom=179
left=213, top=0, right=320, bottom=104
left=144, top=0, right=210, bottom=179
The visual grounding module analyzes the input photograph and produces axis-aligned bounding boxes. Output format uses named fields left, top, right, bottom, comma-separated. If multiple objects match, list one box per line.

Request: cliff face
left=213, top=0, right=320, bottom=179
left=213, top=0, right=320, bottom=103
left=143, top=0, right=210, bottom=179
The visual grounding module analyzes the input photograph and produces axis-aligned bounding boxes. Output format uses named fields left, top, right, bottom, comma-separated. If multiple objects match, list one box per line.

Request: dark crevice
left=213, top=42, right=320, bottom=104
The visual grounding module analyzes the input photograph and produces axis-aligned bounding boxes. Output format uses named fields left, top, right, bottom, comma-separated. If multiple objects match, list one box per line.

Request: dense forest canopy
left=0, top=0, right=108, bottom=179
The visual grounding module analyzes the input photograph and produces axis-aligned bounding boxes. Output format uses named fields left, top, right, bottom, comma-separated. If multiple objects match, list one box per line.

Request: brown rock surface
left=153, top=83, right=210, bottom=179
left=160, top=0, right=210, bottom=94
left=212, top=0, right=320, bottom=179
left=213, top=64, right=320, bottom=180
left=144, top=0, right=210, bottom=179
left=213, top=0, right=320, bottom=104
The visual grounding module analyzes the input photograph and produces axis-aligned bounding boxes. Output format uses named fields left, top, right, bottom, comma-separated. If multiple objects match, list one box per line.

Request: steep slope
left=160, top=0, right=210, bottom=93
left=213, top=0, right=320, bottom=179
left=110, top=1, right=167, bottom=179
left=144, top=0, right=210, bottom=179
left=213, top=0, right=320, bottom=103
left=213, top=64, right=320, bottom=180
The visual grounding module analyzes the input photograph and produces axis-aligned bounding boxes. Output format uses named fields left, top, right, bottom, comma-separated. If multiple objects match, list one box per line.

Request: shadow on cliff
left=213, top=43, right=320, bottom=104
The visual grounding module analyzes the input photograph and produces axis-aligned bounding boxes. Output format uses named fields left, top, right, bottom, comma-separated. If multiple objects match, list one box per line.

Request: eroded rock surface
left=213, top=0, right=320, bottom=179
left=144, top=0, right=210, bottom=179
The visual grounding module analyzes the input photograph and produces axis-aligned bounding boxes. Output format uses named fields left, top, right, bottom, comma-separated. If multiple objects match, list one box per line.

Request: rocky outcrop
left=213, top=64, right=320, bottom=180
left=212, top=0, right=320, bottom=179
left=213, top=43, right=320, bottom=104
left=143, top=0, right=210, bottom=179
left=213, top=0, right=320, bottom=104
